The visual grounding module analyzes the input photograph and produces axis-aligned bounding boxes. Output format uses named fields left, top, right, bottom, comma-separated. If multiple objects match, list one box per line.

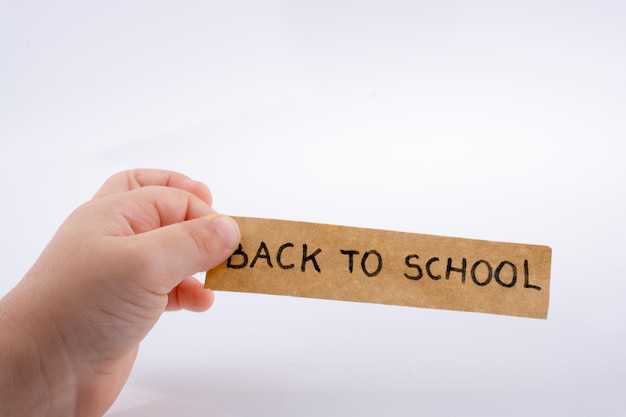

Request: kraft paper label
left=205, top=217, right=551, bottom=318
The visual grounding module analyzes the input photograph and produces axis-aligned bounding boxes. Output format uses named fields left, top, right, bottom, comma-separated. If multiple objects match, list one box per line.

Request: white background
left=1, top=1, right=625, bottom=416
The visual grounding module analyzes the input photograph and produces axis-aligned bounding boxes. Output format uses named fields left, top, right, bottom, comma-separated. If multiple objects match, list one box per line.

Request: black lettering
left=471, top=260, right=493, bottom=286
left=361, top=250, right=383, bottom=277
left=404, top=254, right=423, bottom=280
left=302, top=244, right=322, bottom=273
left=340, top=249, right=360, bottom=273
left=426, top=257, right=441, bottom=280
left=250, top=241, right=273, bottom=268
left=227, top=244, right=248, bottom=269
left=523, top=259, right=541, bottom=290
left=495, top=261, right=517, bottom=288
left=276, top=243, right=295, bottom=269
left=446, top=258, right=467, bottom=283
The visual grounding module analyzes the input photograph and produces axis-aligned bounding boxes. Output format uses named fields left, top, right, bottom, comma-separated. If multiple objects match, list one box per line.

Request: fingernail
left=211, top=215, right=240, bottom=250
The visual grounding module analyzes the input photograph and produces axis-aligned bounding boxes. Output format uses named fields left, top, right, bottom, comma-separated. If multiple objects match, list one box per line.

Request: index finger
left=93, top=169, right=212, bottom=206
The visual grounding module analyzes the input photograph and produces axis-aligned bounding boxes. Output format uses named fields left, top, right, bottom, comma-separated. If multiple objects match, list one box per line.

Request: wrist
left=0, top=287, right=77, bottom=417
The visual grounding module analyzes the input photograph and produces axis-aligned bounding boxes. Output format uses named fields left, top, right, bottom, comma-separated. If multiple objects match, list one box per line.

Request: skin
left=0, top=169, right=240, bottom=417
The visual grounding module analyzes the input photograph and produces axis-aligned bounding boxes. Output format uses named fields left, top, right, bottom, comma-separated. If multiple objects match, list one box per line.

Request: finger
left=96, top=186, right=217, bottom=236
left=166, top=277, right=214, bottom=312
left=127, top=213, right=240, bottom=292
left=93, top=169, right=212, bottom=206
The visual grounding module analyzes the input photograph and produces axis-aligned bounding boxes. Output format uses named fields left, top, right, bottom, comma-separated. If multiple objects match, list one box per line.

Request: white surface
left=1, top=1, right=625, bottom=416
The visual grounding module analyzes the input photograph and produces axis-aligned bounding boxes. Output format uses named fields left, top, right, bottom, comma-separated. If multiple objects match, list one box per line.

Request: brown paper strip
left=205, top=217, right=551, bottom=318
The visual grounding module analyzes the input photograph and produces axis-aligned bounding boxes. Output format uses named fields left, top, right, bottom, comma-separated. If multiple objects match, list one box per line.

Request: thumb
left=128, top=214, right=240, bottom=293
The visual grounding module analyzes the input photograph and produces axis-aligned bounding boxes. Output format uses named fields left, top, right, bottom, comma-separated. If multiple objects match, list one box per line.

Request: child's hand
left=0, top=169, right=240, bottom=417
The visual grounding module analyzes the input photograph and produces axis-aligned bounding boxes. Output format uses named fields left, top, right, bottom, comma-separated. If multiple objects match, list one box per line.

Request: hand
left=0, top=169, right=240, bottom=417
